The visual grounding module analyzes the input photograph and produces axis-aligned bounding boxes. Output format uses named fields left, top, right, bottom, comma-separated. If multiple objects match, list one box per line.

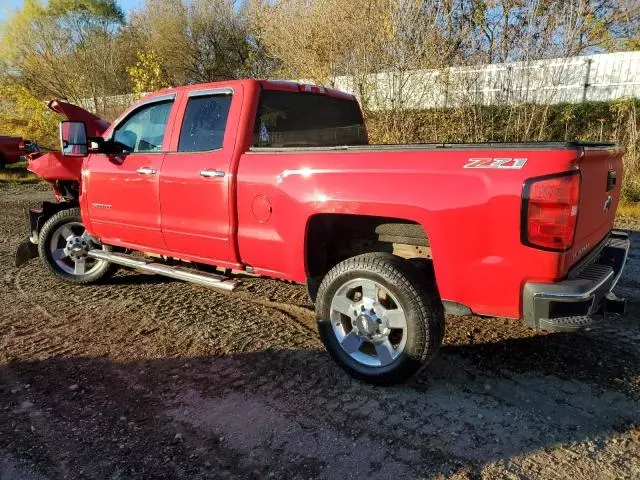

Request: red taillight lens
left=522, top=171, right=580, bottom=251
left=18, top=140, right=25, bottom=150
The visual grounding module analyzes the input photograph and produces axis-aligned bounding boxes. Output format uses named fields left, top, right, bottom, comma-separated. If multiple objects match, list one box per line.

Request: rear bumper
left=523, top=231, right=630, bottom=331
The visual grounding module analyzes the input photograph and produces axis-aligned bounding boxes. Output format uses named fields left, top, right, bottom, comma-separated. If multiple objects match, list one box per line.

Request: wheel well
left=55, top=180, right=81, bottom=201
left=305, top=214, right=431, bottom=298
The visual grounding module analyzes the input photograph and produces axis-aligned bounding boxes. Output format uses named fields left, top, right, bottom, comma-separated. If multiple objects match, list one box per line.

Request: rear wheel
left=38, top=208, right=117, bottom=284
left=316, top=253, right=444, bottom=385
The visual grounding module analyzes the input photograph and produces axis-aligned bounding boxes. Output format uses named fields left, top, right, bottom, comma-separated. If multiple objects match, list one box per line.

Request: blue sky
left=1, top=0, right=144, bottom=22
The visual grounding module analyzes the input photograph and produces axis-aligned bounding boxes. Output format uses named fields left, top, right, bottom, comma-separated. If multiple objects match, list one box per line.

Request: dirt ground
left=0, top=183, right=639, bottom=480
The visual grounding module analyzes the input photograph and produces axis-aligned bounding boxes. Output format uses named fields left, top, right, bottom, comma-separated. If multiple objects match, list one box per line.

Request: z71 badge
left=464, top=158, right=527, bottom=169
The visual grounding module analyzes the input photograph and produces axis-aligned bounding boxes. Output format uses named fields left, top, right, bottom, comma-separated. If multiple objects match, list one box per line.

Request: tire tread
left=316, top=252, right=444, bottom=385
left=37, top=207, right=117, bottom=285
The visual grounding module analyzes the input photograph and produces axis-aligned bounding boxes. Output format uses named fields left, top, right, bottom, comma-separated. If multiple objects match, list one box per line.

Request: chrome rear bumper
left=522, top=231, right=630, bottom=331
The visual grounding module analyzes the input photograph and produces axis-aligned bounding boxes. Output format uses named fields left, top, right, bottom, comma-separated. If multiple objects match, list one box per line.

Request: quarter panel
left=236, top=148, right=579, bottom=318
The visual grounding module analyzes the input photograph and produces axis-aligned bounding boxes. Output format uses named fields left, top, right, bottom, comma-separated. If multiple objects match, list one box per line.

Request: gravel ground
left=0, top=183, right=639, bottom=480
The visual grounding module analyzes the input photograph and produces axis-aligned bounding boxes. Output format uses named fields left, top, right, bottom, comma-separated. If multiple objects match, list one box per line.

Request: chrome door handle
left=136, top=167, right=157, bottom=175
left=200, top=169, right=225, bottom=178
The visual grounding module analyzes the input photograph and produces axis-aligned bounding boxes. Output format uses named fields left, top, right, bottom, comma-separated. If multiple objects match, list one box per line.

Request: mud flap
left=15, top=238, right=38, bottom=267
left=14, top=201, right=75, bottom=268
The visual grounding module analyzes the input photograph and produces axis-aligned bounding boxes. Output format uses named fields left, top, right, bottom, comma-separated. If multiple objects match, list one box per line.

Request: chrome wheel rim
left=330, top=278, right=408, bottom=367
left=49, top=221, right=106, bottom=275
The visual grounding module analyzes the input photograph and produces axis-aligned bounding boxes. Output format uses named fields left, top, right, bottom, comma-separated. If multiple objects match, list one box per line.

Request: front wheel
left=316, top=253, right=444, bottom=385
left=37, top=207, right=117, bottom=284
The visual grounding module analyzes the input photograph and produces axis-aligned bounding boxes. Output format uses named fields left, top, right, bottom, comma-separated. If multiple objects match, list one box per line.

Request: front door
left=84, top=98, right=175, bottom=250
left=159, top=89, right=235, bottom=262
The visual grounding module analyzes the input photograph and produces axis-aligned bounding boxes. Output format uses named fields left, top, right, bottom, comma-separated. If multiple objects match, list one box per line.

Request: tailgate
left=566, top=145, right=624, bottom=270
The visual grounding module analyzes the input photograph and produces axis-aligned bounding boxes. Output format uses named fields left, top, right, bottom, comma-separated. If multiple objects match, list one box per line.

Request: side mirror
left=60, top=121, right=88, bottom=157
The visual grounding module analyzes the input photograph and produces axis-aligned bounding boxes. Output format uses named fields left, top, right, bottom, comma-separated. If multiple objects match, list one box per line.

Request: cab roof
left=141, top=79, right=355, bottom=102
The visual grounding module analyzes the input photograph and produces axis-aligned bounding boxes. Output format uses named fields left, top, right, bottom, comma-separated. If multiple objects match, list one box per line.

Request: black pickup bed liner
left=249, top=141, right=617, bottom=153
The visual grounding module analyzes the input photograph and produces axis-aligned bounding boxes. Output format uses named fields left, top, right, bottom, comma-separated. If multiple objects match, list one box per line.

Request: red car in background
left=0, top=135, right=32, bottom=169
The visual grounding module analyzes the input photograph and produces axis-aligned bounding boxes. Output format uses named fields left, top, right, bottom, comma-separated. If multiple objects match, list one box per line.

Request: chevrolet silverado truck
left=15, top=80, right=630, bottom=384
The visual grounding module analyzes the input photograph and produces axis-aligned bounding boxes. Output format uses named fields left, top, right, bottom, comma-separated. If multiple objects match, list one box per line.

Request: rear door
left=159, top=88, right=236, bottom=262
left=84, top=95, right=176, bottom=250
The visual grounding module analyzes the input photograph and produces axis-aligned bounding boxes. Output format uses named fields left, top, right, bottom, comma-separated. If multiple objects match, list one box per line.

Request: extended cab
left=15, top=80, right=630, bottom=384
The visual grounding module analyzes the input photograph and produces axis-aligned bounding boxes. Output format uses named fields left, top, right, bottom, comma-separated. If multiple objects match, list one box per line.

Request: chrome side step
left=88, top=250, right=238, bottom=292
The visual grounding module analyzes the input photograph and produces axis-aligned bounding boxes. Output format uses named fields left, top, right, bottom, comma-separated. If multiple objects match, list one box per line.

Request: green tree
left=0, top=83, right=59, bottom=148
left=127, top=50, right=171, bottom=96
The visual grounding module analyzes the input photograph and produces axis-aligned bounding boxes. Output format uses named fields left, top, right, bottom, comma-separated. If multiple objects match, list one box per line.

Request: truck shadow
left=1, top=332, right=638, bottom=478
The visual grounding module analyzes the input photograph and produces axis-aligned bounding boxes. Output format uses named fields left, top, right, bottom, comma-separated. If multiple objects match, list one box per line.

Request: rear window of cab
left=253, top=90, right=368, bottom=148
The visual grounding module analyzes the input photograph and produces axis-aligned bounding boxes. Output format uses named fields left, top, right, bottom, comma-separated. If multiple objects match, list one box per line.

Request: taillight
left=18, top=139, right=25, bottom=150
left=521, top=171, right=581, bottom=251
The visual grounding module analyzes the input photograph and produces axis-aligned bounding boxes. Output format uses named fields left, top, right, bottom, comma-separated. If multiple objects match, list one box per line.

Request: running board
left=88, top=250, right=237, bottom=292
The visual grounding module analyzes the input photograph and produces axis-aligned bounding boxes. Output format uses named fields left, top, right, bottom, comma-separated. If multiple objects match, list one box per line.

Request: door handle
left=136, top=166, right=157, bottom=175
left=200, top=169, right=225, bottom=178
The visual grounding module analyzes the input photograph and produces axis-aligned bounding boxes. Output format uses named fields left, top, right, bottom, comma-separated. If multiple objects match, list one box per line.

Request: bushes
left=0, top=84, right=59, bottom=149
left=365, top=99, right=640, bottom=202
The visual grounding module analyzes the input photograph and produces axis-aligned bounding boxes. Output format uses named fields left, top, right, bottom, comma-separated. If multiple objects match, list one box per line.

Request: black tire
left=38, top=207, right=117, bottom=284
left=316, top=252, right=444, bottom=385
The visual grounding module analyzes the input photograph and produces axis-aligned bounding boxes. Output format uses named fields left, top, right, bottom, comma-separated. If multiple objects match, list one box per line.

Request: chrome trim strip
left=137, top=93, right=176, bottom=107
left=188, top=88, right=233, bottom=98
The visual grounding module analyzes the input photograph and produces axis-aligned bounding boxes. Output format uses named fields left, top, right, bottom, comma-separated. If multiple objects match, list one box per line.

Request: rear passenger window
left=178, top=95, right=232, bottom=152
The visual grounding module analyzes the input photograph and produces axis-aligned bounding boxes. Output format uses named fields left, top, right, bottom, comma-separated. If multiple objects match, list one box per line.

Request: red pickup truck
left=15, top=80, right=630, bottom=384
left=0, top=135, right=30, bottom=169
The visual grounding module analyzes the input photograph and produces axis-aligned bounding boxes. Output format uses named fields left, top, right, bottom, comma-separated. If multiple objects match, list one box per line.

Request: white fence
left=333, top=51, right=640, bottom=110
left=75, top=93, right=141, bottom=117
left=75, top=51, right=640, bottom=115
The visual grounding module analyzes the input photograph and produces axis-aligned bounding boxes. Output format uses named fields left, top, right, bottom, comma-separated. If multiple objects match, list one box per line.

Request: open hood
left=48, top=100, right=111, bottom=136
left=27, top=100, right=110, bottom=183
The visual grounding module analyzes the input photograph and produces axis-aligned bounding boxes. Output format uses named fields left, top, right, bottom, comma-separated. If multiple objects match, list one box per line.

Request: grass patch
left=0, top=161, right=40, bottom=184
left=617, top=201, right=640, bottom=219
